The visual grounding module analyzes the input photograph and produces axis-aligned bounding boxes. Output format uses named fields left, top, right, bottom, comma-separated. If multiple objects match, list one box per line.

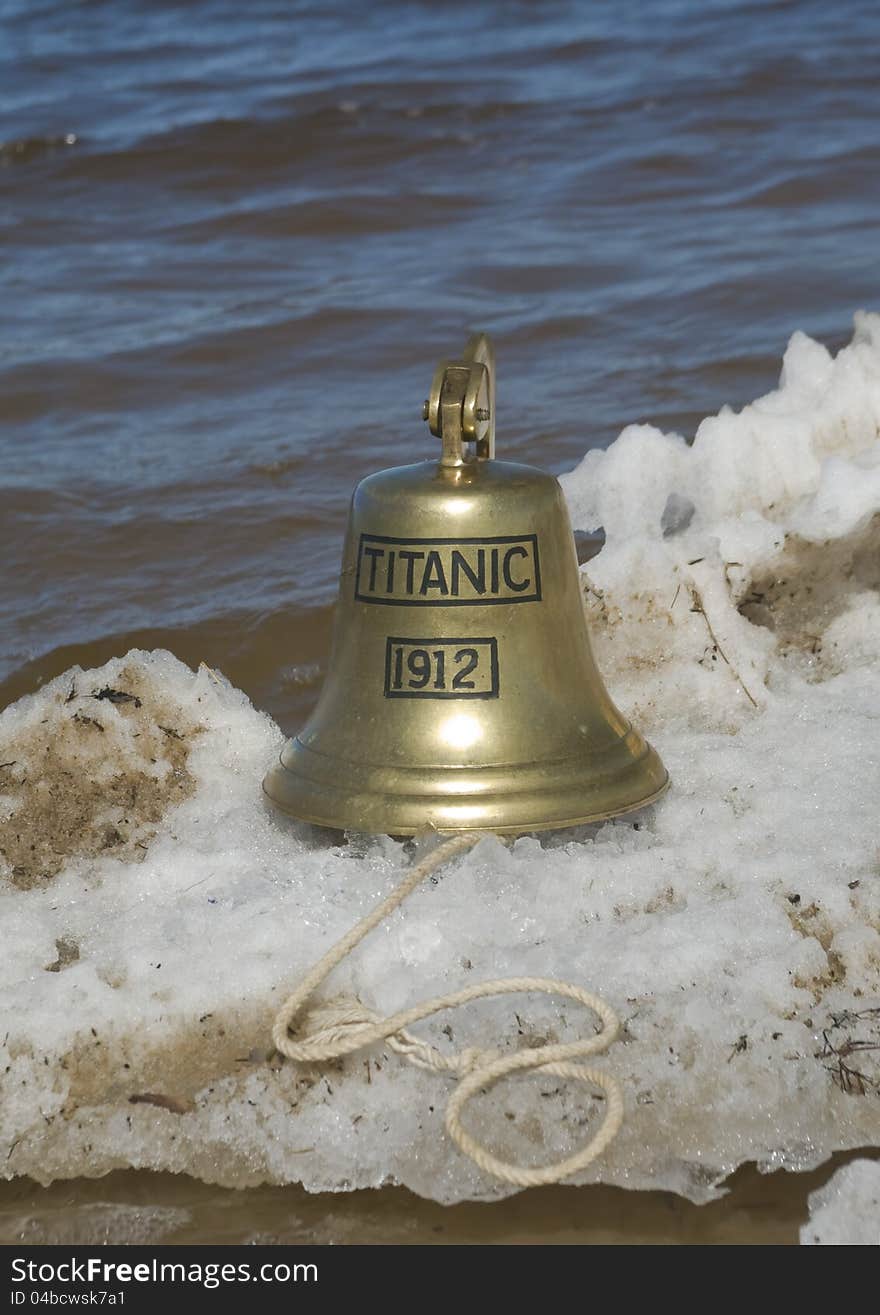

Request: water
left=3, top=0, right=880, bottom=729
left=1, top=1158, right=870, bottom=1245
left=2, top=0, right=880, bottom=1243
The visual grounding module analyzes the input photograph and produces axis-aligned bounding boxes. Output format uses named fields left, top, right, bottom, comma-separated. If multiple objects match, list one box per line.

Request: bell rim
left=261, top=757, right=670, bottom=837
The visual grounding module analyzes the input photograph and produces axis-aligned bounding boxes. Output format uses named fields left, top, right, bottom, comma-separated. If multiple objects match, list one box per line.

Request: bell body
left=263, top=455, right=668, bottom=834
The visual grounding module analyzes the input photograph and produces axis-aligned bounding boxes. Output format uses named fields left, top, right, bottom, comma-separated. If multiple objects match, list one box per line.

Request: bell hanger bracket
left=423, top=333, right=496, bottom=467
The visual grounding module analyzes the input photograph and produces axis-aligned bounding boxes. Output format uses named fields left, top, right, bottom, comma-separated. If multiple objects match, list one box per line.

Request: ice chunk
left=2, top=315, right=880, bottom=1204
left=801, top=1160, right=880, bottom=1245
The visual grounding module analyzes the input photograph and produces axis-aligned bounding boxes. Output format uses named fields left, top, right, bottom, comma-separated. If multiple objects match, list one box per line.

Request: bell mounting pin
left=424, top=332, right=495, bottom=466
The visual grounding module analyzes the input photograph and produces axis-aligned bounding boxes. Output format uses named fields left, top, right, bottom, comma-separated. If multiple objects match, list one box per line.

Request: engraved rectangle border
left=383, top=636, right=500, bottom=699
left=355, top=533, right=542, bottom=606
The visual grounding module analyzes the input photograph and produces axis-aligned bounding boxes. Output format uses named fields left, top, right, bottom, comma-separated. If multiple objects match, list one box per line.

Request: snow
left=802, top=1159, right=880, bottom=1245
left=1, top=313, right=879, bottom=1209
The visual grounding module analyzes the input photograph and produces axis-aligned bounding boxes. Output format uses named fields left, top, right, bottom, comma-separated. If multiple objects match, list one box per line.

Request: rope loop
left=272, top=832, right=624, bottom=1186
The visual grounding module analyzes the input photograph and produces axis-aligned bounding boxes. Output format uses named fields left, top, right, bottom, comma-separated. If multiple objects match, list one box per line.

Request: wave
left=0, top=133, right=78, bottom=165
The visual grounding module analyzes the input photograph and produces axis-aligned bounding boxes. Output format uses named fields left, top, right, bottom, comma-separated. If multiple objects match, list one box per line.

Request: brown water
left=3, top=1154, right=878, bottom=1245
left=3, top=0, right=880, bottom=1243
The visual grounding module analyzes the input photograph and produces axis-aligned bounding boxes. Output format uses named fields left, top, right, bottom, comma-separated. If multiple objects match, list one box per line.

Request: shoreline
left=4, top=1152, right=877, bottom=1246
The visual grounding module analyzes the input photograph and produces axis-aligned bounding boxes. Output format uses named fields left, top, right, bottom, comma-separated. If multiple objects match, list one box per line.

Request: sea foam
left=2, top=315, right=879, bottom=1211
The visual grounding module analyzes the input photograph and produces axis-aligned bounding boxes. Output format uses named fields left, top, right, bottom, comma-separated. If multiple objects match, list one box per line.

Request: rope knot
left=280, top=996, right=381, bottom=1062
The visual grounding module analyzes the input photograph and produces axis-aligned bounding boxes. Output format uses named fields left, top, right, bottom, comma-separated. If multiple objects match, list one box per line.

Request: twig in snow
left=689, top=586, right=758, bottom=709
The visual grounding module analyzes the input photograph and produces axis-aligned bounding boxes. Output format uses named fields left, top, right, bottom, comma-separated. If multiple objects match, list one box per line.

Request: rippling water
left=2, top=0, right=879, bottom=727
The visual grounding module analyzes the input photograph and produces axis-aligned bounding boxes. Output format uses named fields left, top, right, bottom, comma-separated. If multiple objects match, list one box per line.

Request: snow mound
left=802, top=1159, right=880, bottom=1245
left=2, top=314, right=880, bottom=1203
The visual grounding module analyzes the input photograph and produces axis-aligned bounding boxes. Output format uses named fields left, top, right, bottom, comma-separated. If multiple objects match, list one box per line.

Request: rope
left=271, top=832, right=624, bottom=1187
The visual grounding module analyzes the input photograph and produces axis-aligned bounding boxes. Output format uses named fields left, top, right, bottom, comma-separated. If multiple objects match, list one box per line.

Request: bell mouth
left=262, top=735, right=669, bottom=837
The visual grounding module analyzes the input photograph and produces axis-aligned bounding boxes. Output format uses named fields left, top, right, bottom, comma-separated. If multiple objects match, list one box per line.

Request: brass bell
left=263, top=335, right=668, bottom=834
